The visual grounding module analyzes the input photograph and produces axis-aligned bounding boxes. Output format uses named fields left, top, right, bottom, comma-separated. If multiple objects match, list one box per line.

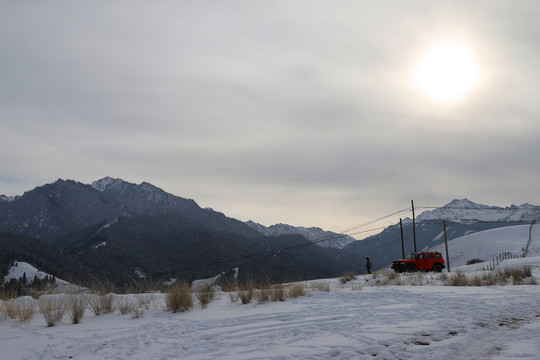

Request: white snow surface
left=3, top=261, right=59, bottom=285
left=429, top=223, right=540, bottom=269
left=2, top=225, right=540, bottom=359
left=1, top=276, right=540, bottom=359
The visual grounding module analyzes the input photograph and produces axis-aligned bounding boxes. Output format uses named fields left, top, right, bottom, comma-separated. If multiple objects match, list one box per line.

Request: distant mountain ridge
left=245, top=221, right=356, bottom=249
left=2, top=178, right=540, bottom=282
left=416, top=198, right=540, bottom=223
left=0, top=177, right=357, bottom=282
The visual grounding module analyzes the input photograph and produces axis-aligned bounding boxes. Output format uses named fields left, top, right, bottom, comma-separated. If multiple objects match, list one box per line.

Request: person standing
left=365, top=257, right=372, bottom=274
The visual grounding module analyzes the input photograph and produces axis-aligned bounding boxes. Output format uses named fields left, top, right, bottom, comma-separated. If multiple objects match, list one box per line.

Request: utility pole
left=411, top=200, right=417, bottom=252
left=443, top=220, right=450, bottom=272
left=400, top=218, right=405, bottom=258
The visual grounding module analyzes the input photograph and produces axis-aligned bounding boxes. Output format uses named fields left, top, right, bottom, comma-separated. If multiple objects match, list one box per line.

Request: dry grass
left=287, top=283, right=308, bottom=298
left=310, top=281, right=330, bottom=292
left=339, top=271, right=357, bottom=284
left=442, top=267, right=537, bottom=287
left=444, top=271, right=469, bottom=286
left=255, top=288, right=271, bottom=304
left=126, top=278, right=165, bottom=294
left=270, top=284, right=286, bottom=302
left=0, top=287, right=18, bottom=301
left=165, top=283, right=193, bottom=313
left=38, top=296, right=67, bottom=327
left=117, top=297, right=144, bottom=318
left=236, top=281, right=255, bottom=305
left=0, top=301, right=6, bottom=322
left=88, top=293, right=117, bottom=315
left=194, top=283, right=217, bottom=308
left=68, top=294, right=87, bottom=324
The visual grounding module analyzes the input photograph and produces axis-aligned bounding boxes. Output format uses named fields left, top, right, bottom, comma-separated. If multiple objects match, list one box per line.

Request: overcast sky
left=1, top=1, right=540, bottom=235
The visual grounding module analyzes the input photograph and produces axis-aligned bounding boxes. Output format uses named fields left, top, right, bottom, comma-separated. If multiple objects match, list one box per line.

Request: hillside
left=429, top=223, right=540, bottom=269
left=0, top=178, right=358, bottom=283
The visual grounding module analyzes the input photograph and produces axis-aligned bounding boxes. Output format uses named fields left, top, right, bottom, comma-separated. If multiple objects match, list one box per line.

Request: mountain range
left=2, top=177, right=540, bottom=284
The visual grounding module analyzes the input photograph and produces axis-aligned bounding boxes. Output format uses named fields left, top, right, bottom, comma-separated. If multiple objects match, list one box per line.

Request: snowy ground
left=1, top=274, right=540, bottom=360
left=2, top=225, right=540, bottom=360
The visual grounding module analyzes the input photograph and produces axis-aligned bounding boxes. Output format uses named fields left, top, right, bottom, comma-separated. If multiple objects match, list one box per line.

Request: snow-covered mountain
left=417, top=198, right=540, bottom=223
left=0, top=194, right=15, bottom=202
left=245, top=221, right=356, bottom=249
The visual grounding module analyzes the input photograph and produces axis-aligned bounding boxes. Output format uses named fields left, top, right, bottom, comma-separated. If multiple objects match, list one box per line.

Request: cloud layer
left=2, top=1, right=540, bottom=233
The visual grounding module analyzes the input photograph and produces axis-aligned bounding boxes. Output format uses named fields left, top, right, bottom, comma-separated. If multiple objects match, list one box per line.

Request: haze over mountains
left=1, top=177, right=540, bottom=284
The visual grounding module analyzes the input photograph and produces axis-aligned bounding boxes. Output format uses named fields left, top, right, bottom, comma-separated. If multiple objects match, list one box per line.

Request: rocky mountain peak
left=91, top=177, right=130, bottom=192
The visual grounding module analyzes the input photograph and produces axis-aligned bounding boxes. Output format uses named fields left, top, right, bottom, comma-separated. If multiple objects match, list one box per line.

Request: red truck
left=391, top=252, right=445, bottom=273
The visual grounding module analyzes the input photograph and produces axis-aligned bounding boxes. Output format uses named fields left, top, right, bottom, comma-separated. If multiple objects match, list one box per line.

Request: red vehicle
left=391, top=252, right=445, bottom=273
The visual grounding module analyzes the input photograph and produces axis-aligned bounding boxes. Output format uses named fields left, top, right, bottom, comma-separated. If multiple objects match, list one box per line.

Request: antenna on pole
left=411, top=200, right=417, bottom=252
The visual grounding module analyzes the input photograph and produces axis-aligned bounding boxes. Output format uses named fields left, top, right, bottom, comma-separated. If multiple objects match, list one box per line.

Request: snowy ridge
left=245, top=221, right=356, bottom=249
left=91, top=176, right=132, bottom=192
left=0, top=194, right=15, bottom=202
left=417, top=198, right=540, bottom=223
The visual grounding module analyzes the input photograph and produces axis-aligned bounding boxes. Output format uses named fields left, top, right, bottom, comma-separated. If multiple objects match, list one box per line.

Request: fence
left=485, top=252, right=523, bottom=271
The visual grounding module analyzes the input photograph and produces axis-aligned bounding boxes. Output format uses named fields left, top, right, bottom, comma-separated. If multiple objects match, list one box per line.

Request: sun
left=412, top=42, right=479, bottom=103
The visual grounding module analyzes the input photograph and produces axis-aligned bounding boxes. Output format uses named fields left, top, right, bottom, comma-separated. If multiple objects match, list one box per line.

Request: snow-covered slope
left=245, top=221, right=356, bottom=249
left=3, top=261, right=54, bottom=284
left=429, top=223, right=540, bottom=269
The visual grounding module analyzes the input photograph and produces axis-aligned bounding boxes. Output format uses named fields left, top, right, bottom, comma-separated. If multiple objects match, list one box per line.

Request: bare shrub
left=270, top=284, right=286, bottom=302
left=229, top=290, right=240, bottom=303
left=255, top=288, right=271, bottom=304
left=339, top=271, right=357, bottom=284
left=467, top=259, right=484, bottom=265
left=128, top=301, right=144, bottom=319
left=0, top=287, right=18, bottom=301
left=386, top=270, right=398, bottom=281
left=165, top=283, right=193, bottom=313
left=254, top=280, right=273, bottom=304
left=38, top=296, right=67, bottom=327
left=118, top=298, right=130, bottom=315
left=88, top=293, right=117, bottom=315
left=17, top=299, right=36, bottom=324
left=236, top=281, right=255, bottom=305
left=288, top=283, right=307, bottom=298
left=194, top=284, right=216, bottom=308
left=439, top=271, right=448, bottom=282
left=470, top=275, right=483, bottom=287
left=0, top=301, right=6, bottom=322
left=504, top=266, right=534, bottom=285
left=127, top=278, right=164, bottom=294
left=310, top=281, right=330, bottom=292
left=446, top=271, right=469, bottom=286
left=352, top=283, right=363, bottom=291
left=4, top=300, right=20, bottom=320
left=68, top=295, right=87, bottom=324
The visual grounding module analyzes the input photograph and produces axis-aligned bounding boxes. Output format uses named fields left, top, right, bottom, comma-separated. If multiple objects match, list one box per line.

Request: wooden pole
left=400, top=218, right=405, bottom=258
left=411, top=200, right=417, bottom=252
left=443, top=220, right=450, bottom=272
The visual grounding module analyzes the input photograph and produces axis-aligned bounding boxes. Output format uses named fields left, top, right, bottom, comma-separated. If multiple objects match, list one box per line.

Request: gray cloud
left=1, top=1, right=540, bottom=234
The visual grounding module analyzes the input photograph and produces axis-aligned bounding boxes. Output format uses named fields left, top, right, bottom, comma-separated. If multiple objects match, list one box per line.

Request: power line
left=160, top=208, right=410, bottom=278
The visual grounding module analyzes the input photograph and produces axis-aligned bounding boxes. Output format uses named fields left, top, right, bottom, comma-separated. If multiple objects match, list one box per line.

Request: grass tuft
left=165, top=283, right=193, bottom=313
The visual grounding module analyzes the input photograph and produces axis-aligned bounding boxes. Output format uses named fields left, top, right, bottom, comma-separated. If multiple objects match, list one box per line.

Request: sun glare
left=413, top=42, right=479, bottom=103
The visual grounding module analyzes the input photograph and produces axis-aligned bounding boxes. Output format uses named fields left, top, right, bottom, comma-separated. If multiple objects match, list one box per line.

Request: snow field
left=2, top=224, right=540, bottom=359
left=1, top=270, right=540, bottom=360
